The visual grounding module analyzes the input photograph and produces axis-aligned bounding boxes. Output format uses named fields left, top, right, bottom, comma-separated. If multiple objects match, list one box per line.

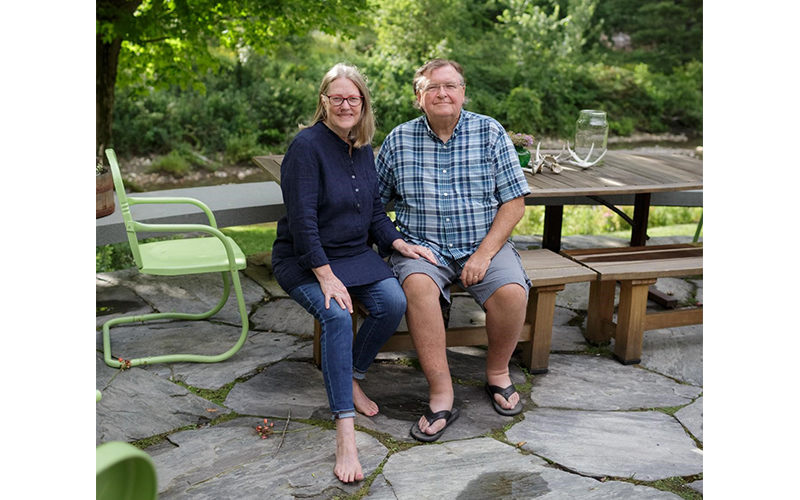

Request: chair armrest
left=127, top=196, right=218, bottom=228
left=131, top=222, right=238, bottom=267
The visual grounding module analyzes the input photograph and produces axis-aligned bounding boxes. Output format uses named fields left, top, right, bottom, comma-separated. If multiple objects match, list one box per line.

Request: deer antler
left=564, top=141, right=607, bottom=168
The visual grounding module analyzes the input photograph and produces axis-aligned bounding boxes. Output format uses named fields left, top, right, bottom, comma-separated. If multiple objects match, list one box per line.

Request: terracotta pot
left=96, top=170, right=115, bottom=218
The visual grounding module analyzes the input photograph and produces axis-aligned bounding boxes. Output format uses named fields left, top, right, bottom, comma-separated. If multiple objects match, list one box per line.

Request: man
left=376, top=59, right=532, bottom=442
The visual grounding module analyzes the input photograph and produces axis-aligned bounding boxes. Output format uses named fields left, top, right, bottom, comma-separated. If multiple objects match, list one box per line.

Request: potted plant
left=96, top=147, right=115, bottom=218
left=507, top=131, right=534, bottom=169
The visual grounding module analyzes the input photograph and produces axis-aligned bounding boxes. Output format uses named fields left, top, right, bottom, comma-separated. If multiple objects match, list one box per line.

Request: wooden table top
left=253, top=150, right=703, bottom=198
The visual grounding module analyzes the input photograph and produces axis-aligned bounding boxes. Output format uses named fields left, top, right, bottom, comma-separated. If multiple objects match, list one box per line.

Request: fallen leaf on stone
left=206, top=409, right=218, bottom=412
left=516, top=441, right=526, bottom=448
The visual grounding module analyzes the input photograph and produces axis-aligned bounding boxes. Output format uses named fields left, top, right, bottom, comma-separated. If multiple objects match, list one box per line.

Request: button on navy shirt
left=272, top=122, right=401, bottom=292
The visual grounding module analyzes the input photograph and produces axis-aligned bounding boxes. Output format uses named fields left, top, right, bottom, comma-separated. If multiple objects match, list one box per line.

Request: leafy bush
left=148, top=150, right=192, bottom=176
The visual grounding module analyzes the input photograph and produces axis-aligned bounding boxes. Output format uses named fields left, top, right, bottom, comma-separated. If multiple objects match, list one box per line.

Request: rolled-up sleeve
left=280, top=138, right=329, bottom=270
left=493, top=125, right=531, bottom=203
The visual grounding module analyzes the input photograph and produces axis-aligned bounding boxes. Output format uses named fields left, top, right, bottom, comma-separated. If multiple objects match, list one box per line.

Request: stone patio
left=96, top=235, right=703, bottom=499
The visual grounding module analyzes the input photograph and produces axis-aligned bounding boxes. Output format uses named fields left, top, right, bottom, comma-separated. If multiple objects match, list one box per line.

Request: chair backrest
left=105, top=149, right=144, bottom=269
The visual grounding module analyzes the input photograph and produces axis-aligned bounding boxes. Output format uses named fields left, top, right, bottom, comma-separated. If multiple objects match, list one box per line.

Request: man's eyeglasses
left=420, top=82, right=463, bottom=94
left=325, top=94, right=363, bottom=107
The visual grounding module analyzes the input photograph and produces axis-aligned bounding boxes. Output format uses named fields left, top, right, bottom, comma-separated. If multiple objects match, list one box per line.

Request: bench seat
left=313, top=248, right=597, bottom=373
left=562, top=243, right=703, bottom=365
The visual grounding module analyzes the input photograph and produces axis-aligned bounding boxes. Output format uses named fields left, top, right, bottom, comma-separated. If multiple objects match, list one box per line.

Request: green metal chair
left=96, top=390, right=159, bottom=500
left=693, top=211, right=703, bottom=243
left=101, top=148, right=249, bottom=368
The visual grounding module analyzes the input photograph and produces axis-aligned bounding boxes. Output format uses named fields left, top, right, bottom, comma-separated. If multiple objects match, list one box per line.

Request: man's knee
left=402, top=273, right=440, bottom=301
left=485, top=283, right=528, bottom=312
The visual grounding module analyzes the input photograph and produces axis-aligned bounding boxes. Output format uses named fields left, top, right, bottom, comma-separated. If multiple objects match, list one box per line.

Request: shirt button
left=443, top=169, right=447, bottom=173
left=449, top=244, right=453, bottom=247
left=445, top=218, right=450, bottom=222
left=443, top=193, right=448, bottom=196
left=355, top=188, right=359, bottom=192
left=351, top=175, right=356, bottom=179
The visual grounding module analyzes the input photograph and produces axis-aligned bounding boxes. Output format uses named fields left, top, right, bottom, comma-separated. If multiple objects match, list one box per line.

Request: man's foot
left=352, top=379, right=378, bottom=417
left=416, top=392, right=454, bottom=436
left=410, top=407, right=460, bottom=442
left=486, top=374, right=520, bottom=412
left=334, top=418, right=364, bottom=483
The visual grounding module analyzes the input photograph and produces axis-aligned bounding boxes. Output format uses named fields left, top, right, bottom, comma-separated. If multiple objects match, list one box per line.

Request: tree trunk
left=97, top=34, right=122, bottom=157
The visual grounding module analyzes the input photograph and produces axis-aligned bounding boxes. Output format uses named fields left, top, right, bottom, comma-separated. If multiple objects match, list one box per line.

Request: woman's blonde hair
left=309, top=63, right=375, bottom=149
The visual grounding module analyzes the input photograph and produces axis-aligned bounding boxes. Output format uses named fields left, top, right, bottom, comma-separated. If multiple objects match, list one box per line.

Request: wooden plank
left=527, top=267, right=598, bottom=287
left=644, top=308, right=703, bottom=330
left=586, top=280, right=616, bottom=343
left=613, top=280, right=654, bottom=364
left=523, top=287, right=561, bottom=372
left=563, top=244, right=699, bottom=258
left=591, top=257, right=703, bottom=281
left=579, top=248, right=703, bottom=264
left=252, top=155, right=284, bottom=184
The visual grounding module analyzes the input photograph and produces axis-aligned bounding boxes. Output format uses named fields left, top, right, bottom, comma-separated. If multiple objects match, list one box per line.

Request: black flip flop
left=409, top=407, right=460, bottom=442
left=485, top=383, right=523, bottom=416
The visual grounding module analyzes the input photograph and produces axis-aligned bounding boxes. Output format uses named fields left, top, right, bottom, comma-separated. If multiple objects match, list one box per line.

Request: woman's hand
left=312, top=265, right=352, bottom=312
left=392, top=239, right=438, bottom=265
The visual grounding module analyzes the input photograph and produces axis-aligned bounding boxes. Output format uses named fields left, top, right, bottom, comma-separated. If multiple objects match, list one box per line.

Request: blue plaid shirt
left=376, top=110, right=531, bottom=267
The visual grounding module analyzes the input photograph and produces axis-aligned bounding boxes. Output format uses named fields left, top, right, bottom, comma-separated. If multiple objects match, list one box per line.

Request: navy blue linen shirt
left=272, top=122, right=401, bottom=292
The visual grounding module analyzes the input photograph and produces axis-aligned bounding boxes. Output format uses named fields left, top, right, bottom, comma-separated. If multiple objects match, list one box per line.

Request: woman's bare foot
left=352, top=379, right=378, bottom=416
left=334, top=418, right=364, bottom=483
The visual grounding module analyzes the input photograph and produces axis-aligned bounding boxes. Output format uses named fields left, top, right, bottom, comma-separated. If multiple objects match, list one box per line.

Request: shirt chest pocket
left=460, top=154, right=496, bottom=200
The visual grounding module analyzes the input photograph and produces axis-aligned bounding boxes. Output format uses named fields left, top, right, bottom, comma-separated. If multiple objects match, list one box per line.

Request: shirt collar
left=421, top=110, right=466, bottom=143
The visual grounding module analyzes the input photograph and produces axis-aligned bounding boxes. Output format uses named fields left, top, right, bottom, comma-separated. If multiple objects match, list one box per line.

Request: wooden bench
left=562, top=243, right=703, bottom=365
left=312, top=249, right=597, bottom=373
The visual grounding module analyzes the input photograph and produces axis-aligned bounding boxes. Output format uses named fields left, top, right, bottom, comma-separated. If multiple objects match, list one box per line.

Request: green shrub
left=148, top=150, right=191, bottom=176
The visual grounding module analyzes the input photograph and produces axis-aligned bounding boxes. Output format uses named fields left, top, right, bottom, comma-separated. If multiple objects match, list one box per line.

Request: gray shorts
left=388, top=241, right=532, bottom=310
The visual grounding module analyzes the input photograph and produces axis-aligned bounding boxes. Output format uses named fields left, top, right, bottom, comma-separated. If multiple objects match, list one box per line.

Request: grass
left=96, top=207, right=701, bottom=273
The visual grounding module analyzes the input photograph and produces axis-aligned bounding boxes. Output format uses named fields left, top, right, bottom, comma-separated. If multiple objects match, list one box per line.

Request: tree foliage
left=104, top=0, right=703, bottom=159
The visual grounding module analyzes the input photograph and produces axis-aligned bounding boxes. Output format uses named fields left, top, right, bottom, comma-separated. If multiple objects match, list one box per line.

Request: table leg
left=542, top=205, right=563, bottom=252
left=585, top=280, right=616, bottom=344
left=631, top=193, right=651, bottom=246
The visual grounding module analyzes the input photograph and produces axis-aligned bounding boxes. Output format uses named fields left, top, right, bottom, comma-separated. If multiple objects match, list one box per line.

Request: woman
left=271, top=63, right=436, bottom=483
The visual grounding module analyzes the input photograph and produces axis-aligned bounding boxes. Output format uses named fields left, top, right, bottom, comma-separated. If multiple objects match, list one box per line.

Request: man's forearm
left=473, top=197, right=526, bottom=259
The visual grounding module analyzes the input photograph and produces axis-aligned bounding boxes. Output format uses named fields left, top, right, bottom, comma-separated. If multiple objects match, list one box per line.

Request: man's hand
left=460, top=251, right=492, bottom=287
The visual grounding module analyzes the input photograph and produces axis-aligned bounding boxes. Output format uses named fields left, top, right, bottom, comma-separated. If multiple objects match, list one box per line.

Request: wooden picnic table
left=252, top=150, right=702, bottom=253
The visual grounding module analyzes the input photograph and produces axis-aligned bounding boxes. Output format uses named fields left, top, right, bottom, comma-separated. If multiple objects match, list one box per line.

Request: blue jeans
left=289, top=277, right=406, bottom=419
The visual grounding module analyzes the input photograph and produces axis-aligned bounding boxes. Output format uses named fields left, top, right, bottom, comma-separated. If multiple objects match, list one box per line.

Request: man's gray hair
left=412, top=59, right=468, bottom=110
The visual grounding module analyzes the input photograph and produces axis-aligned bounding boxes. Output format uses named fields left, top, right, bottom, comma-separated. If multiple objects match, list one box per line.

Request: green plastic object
left=96, top=441, right=158, bottom=500
left=102, top=149, right=250, bottom=368
left=693, top=212, right=703, bottom=243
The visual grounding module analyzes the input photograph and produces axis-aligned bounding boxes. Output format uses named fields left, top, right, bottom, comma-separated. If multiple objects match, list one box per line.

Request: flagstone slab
left=369, top=437, right=682, bottom=499
left=616, top=324, right=703, bottom=386
left=96, top=321, right=306, bottom=390
left=96, top=353, right=227, bottom=445
left=250, top=298, right=315, bottom=335
left=675, top=396, right=703, bottom=442
left=150, top=418, right=387, bottom=500
left=354, top=363, right=527, bottom=442
left=506, top=408, right=703, bottom=481
left=96, top=268, right=266, bottom=325
left=224, top=361, right=329, bottom=419
left=530, top=354, right=701, bottom=410
left=688, top=480, right=703, bottom=494
left=96, top=275, right=155, bottom=328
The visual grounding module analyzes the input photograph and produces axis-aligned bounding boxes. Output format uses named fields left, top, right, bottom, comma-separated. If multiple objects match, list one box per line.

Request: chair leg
left=102, top=270, right=250, bottom=368
left=613, top=279, right=656, bottom=365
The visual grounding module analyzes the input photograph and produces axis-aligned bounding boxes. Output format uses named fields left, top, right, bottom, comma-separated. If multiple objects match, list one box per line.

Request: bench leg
left=522, top=285, right=564, bottom=374
left=613, top=279, right=657, bottom=364
left=585, top=280, right=616, bottom=344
